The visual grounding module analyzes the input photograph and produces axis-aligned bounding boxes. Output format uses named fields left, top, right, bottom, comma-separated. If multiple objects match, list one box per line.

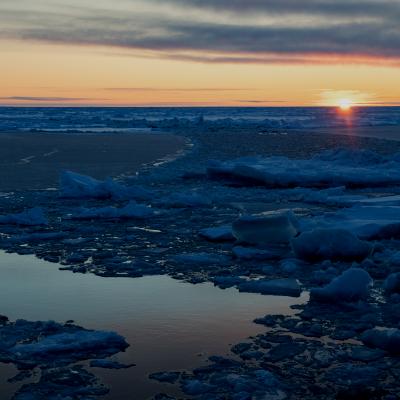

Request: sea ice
left=172, top=252, right=230, bottom=265
left=361, top=328, right=400, bottom=354
left=384, top=273, right=400, bottom=294
left=238, top=278, right=301, bottom=297
left=232, top=212, right=298, bottom=245
left=13, top=365, right=108, bottom=400
left=301, top=205, right=400, bottom=240
left=292, top=228, right=372, bottom=262
left=60, top=170, right=152, bottom=200
left=71, top=201, right=154, bottom=220
left=199, top=225, right=234, bottom=241
left=11, top=330, right=129, bottom=363
left=207, top=148, right=400, bottom=188
left=232, top=246, right=284, bottom=260
left=149, top=371, right=180, bottom=383
left=182, top=379, right=215, bottom=395
left=159, top=192, right=212, bottom=208
left=90, top=359, right=135, bottom=369
left=310, top=268, right=373, bottom=303
left=6, top=231, right=66, bottom=243
left=289, top=186, right=367, bottom=206
left=0, top=207, right=48, bottom=226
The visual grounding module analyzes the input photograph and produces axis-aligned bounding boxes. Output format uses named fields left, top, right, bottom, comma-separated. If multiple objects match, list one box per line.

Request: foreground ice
left=3, top=127, right=400, bottom=399
left=11, top=330, right=128, bottom=363
left=0, top=316, right=129, bottom=399
left=207, top=148, right=400, bottom=188
left=13, top=365, right=109, bottom=400
left=60, top=170, right=152, bottom=200
left=0, top=319, right=129, bottom=368
left=179, top=357, right=286, bottom=400
left=0, top=207, right=48, bottom=226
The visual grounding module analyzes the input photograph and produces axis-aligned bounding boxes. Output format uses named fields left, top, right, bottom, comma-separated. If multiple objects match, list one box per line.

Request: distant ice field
left=0, top=106, right=400, bottom=134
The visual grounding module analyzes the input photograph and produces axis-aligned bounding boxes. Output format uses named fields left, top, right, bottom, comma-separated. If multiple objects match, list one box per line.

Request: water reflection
left=0, top=251, right=307, bottom=399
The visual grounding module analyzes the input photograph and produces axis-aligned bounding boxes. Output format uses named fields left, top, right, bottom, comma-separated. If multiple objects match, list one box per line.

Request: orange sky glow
left=1, top=1, right=399, bottom=107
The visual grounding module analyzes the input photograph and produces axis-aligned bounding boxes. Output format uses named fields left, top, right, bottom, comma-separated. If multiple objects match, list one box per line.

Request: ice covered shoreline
left=1, top=123, right=400, bottom=399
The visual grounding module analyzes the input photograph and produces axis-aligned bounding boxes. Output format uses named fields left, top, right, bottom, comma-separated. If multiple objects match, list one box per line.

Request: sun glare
left=338, top=98, right=352, bottom=111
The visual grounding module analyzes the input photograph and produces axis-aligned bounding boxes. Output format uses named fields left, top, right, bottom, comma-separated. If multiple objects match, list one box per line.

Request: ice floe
left=0, top=207, right=48, bottom=226
left=384, top=272, right=400, bottom=294
left=60, top=170, right=152, bottom=200
left=361, top=328, right=400, bottom=355
left=301, top=205, right=400, bottom=240
left=232, top=211, right=298, bottom=245
left=292, top=228, right=372, bottom=262
left=70, top=201, right=154, bottom=220
left=310, top=267, right=373, bottom=303
left=199, top=225, right=234, bottom=242
left=239, top=278, right=301, bottom=297
left=207, top=148, right=400, bottom=188
left=158, top=192, right=211, bottom=208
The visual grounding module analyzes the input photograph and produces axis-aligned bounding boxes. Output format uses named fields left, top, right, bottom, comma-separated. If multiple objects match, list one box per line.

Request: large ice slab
left=302, top=205, right=400, bottom=240
left=0, top=207, right=48, bottom=226
left=60, top=171, right=152, bottom=200
left=158, top=192, right=212, bottom=208
left=239, top=278, right=301, bottom=297
left=199, top=225, right=234, bottom=242
left=71, top=201, right=154, bottom=220
left=310, top=268, right=373, bottom=303
left=292, top=228, right=372, bottom=262
left=207, top=148, right=400, bottom=188
left=362, top=328, right=400, bottom=355
left=232, top=211, right=298, bottom=245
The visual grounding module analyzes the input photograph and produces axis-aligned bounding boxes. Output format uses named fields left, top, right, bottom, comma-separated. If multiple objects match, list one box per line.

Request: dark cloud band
left=0, top=1, right=399, bottom=64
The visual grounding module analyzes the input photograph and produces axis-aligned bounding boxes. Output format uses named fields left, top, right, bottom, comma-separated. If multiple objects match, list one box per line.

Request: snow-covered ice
left=0, top=207, right=48, bottom=226
left=158, top=192, right=212, bottom=208
left=232, top=246, right=284, bottom=260
left=60, top=170, right=152, bottom=200
left=239, top=278, right=301, bottom=297
left=199, top=225, right=234, bottom=241
left=11, top=330, right=128, bottom=362
left=361, top=328, right=400, bottom=355
left=292, top=228, right=372, bottom=262
left=301, top=205, right=400, bottom=240
left=310, top=268, right=373, bottom=303
left=71, top=201, right=154, bottom=220
left=232, top=211, right=298, bottom=245
left=207, top=148, right=400, bottom=188
left=384, top=272, right=400, bottom=294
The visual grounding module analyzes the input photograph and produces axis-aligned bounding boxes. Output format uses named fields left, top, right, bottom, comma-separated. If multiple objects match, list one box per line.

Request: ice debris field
left=1, top=126, right=400, bottom=400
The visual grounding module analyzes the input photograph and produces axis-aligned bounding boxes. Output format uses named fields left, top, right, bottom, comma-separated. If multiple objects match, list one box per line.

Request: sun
left=338, top=98, right=353, bottom=111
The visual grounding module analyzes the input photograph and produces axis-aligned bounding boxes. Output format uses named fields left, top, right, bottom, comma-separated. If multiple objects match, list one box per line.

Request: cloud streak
left=103, top=87, right=254, bottom=92
left=1, top=96, right=100, bottom=102
left=0, top=0, right=399, bottom=65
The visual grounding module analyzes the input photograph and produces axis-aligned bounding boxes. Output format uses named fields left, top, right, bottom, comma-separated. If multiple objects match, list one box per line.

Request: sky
left=0, top=0, right=400, bottom=107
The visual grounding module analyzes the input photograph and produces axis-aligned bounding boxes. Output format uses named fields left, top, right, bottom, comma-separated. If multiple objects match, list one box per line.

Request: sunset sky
left=1, top=0, right=400, bottom=107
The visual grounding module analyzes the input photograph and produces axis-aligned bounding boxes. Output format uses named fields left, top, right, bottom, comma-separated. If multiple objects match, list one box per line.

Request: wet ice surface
left=0, top=251, right=306, bottom=399
left=1, top=125, right=400, bottom=398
